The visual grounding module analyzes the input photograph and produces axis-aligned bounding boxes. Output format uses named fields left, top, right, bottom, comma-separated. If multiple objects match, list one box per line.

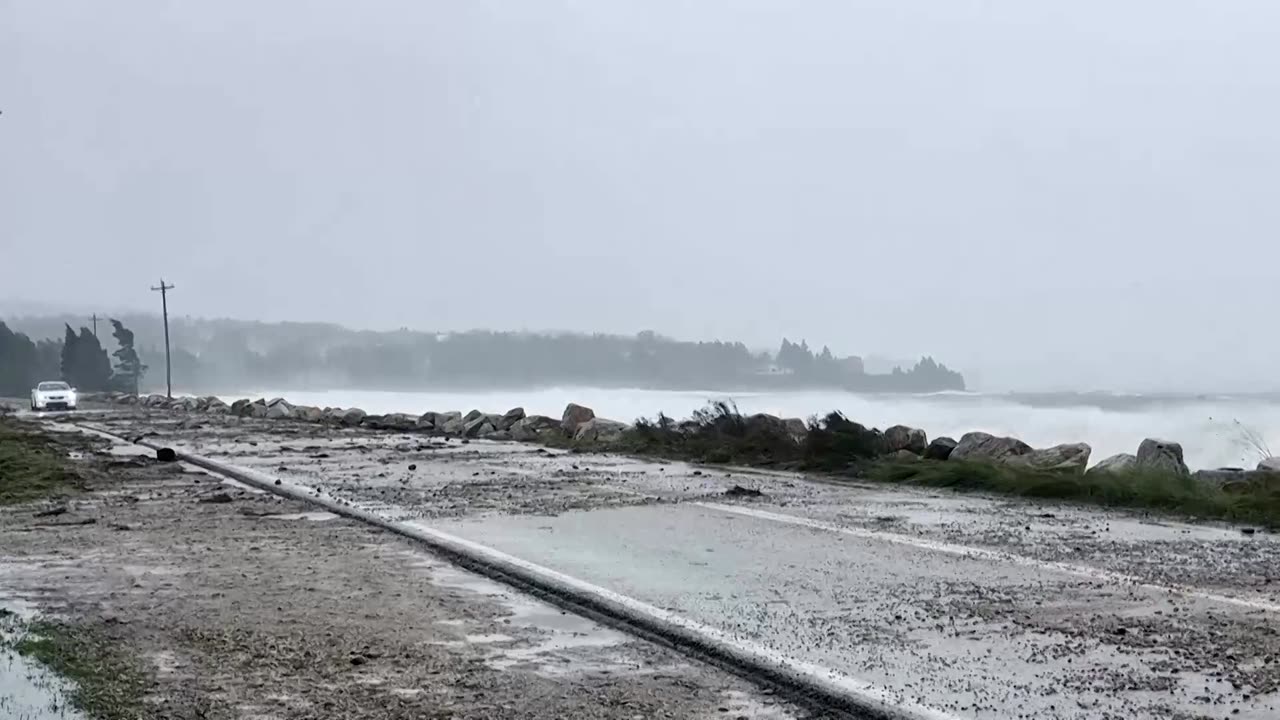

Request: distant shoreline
left=180, top=384, right=1280, bottom=413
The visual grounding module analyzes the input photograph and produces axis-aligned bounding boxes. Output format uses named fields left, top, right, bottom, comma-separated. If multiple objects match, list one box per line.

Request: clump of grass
left=0, top=419, right=85, bottom=505
left=11, top=620, right=146, bottom=720
left=1229, top=419, right=1274, bottom=466
left=800, top=412, right=884, bottom=471
left=869, top=458, right=1280, bottom=527
left=623, top=401, right=805, bottom=465
left=623, top=403, right=887, bottom=470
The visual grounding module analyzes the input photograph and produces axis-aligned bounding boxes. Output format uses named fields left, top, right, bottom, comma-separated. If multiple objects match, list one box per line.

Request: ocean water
left=239, top=387, right=1280, bottom=471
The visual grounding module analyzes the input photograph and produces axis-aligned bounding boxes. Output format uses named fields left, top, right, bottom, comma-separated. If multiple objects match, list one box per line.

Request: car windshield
left=37, top=382, right=70, bottom=391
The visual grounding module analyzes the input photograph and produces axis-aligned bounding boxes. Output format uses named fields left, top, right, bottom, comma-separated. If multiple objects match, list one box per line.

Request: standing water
left=0, top=601, right=83, bottom=720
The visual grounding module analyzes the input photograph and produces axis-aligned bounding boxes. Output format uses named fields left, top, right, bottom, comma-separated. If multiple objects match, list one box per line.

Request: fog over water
left=239, top=387, right=1280, bottom=471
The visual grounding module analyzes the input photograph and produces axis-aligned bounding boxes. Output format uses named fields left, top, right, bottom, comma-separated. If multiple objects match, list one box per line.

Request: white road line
left=391, top=517, right=965, bottom=720
left=696, top=502, right=1280, bottom=614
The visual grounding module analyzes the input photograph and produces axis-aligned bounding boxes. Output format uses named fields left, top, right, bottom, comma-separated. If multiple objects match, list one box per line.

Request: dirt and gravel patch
left=78, top=408, right=1280, bottom=598
left=21, top=408, right=1280, bottom=717
left=0, top=417, right=799, bottom=719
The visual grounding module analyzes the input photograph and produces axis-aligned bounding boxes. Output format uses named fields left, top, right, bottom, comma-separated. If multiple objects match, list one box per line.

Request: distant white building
left=755, top=364, right=794, bottom=376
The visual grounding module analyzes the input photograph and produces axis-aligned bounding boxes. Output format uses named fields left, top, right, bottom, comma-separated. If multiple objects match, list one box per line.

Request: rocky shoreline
left=80, top=391, right=1279, bottom=486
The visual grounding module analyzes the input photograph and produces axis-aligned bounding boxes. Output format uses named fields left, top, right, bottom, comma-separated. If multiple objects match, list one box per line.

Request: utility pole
left=90, top=313, right=99, bottom=338
left=150, top=279, right=175, bottom=398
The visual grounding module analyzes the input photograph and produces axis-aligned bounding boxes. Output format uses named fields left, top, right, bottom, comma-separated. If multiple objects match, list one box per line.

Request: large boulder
left=463, top=416, right=496, bottom=438
left=509, top=419, right=537, bottom=442
left=562, top=403, right=596, bottom=435
left=1259, top=457, right=1280, bottom=472
left=498, top=407, right=526, bottom=430
left=382, top=413, right=418, bottom=431
left=949, top=432, right=1032, bottom=463
left=923, top=436, right=958, bottom=461
left=884, top=425, right=928, bottom=455
left=248, top=401, right=269, bottom=419
left=782, top=418, right=808, bottom=443
left=1136, top=438, right=1189, bottom=476
left=574, top=418, right=627, bottom=443
left=1087, top=453, right=1137, bottom=475
left=1193, top=468, right=1280, bottom=494
left=744, top=413, right=787, bottom=436
left=1194, top=467, right=1251, bottom=486
left=463, top=409, right=485, bottom=423
left=437, top=411, right=464, bottom=435
left=231, top=399, right=253, bottom=416
left=1007, top=443, right=1092, bottom=473
left=266, top=402, right=294, bottom=419
left=416, top=412, right=439, bottom=431
left=339, top=407, right=367, bottom=426
left=294, top=405, right=324, bottom=423
left=510, top=415, right=559, bottom=441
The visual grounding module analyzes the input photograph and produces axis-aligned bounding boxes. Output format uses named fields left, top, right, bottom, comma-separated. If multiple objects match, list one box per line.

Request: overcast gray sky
left=2, top=0, right=1277, bottom=392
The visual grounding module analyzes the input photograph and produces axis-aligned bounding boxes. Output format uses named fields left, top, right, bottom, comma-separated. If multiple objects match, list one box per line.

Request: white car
left=31, top=381, right=78, bottom=411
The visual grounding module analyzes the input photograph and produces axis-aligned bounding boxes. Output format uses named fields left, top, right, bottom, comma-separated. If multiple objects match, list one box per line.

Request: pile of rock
left=881, top=426, right=1094, bottom=473
left=92, top=391, right=231, bottom=414
left=76, top=392, right=1280, bottom=481
left=1184, top=451, right=1280, bottom=487
left=98, top=392, right=629, bottom=446
left=1087, top=439, right=1190, bottom=477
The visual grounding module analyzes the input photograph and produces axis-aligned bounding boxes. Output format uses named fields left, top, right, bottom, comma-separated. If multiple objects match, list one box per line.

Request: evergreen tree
left=56, top=325, right=113, bottom=391
left=0, top=322, right=40, bottom=396
left=59, top=325, right=78, bottom=384
left=75, top=327, right=113, bottom=391
left=110, top=319, right=146, bottom=394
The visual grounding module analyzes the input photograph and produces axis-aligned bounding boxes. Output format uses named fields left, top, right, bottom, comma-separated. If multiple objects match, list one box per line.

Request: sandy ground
left=0, top=413, right=800, bottom=720
left=60, top=408, right=1280, bottom=720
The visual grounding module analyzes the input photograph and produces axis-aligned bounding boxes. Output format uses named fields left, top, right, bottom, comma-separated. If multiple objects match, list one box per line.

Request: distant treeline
left=0, top=320, right=145, bottom=397
left=1, top=314, right=964, bottom=393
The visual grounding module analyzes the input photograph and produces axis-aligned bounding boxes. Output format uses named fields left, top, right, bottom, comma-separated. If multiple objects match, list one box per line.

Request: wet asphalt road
left=73, top=412, right=1280, bottom=719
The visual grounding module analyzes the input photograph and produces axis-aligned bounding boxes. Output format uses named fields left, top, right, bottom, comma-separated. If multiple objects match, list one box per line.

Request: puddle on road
left=707, top=690, right=795, bottom=720
left=106, top=444, right=153, bottom=458
left=264, top=512, right=338, bottom=522
left=0, top=645, right=82, bottom=720
left=1, top=601, right=84, bottom=720
left=402, top=552, right=636, bottom=676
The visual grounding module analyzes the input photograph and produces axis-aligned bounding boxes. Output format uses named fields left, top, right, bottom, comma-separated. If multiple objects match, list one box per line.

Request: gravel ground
left=0, top=415, right=800, bottom=720
left=60, top=408, right=1280, bottom=719
left=94, top=408, right=1280, bottom=603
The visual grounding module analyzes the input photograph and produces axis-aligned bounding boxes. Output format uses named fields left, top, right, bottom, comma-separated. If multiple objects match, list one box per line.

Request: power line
left=150, top=279, right=175, bottom=398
